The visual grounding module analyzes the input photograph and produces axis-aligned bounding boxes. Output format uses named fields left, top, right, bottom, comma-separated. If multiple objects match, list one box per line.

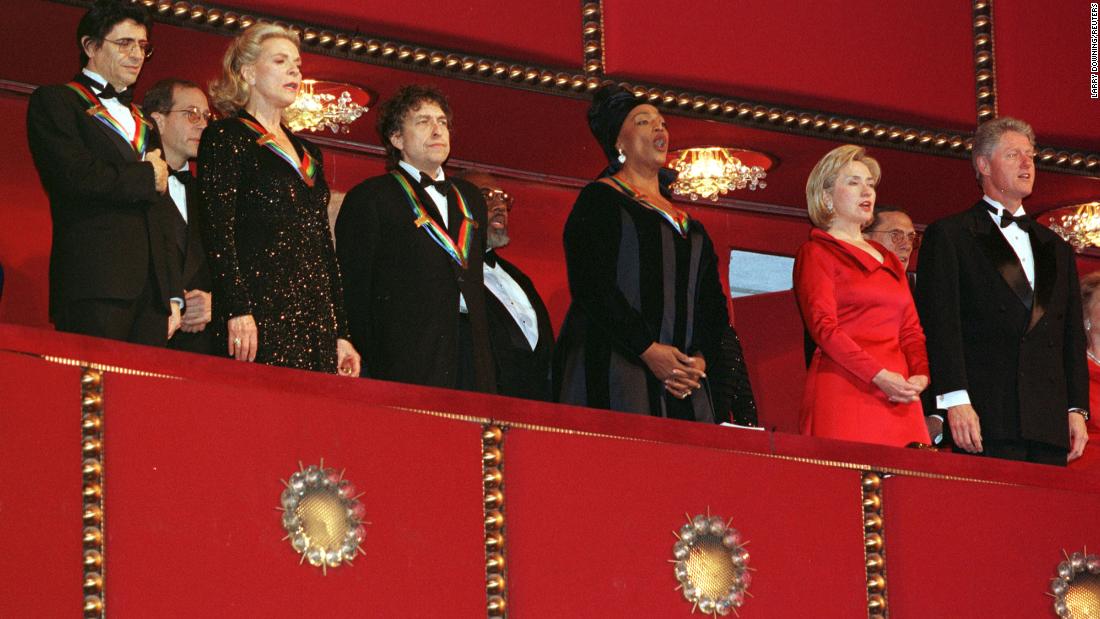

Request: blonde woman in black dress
left=199, top=24, right=359, bottom=375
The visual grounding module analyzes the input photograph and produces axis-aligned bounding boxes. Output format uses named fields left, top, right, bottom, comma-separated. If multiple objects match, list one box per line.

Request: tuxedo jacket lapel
left=967, top=201, right=1033, bottom=310
left=1028, top=230, right=1056, bottom=331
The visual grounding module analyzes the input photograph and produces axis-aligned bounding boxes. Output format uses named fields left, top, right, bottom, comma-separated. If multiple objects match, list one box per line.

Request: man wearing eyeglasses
left=27, top=0, right=178, bottom=346
left=142, top=79, right=214, bottom=354
left=461, top=171, right=553, bottom=400
left=863, top=205, right=919, bottom=274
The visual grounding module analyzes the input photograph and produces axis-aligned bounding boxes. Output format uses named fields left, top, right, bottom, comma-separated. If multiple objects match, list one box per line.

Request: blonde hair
left=1081, top=271, right=1100, bottom=324
left=209, top=23, right=300, bottom=115
left=805, top=144, right=881, bottom=229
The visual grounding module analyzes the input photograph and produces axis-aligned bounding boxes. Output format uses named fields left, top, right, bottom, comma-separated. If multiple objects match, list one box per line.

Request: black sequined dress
left=197, top=111, right=348, bottom=372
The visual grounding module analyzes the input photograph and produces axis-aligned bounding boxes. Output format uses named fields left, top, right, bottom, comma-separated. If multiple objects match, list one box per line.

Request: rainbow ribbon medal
left=607, top=176, right=690, bottom=238
left=237, top=118, right=316, bottom=188
left=65, top=82, right=150, bottom=156
left=392, top=172, right=475, bottom=268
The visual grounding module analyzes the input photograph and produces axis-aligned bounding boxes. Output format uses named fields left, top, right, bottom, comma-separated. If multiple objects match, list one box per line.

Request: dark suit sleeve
left=26, top=86, right=158, bottom=205
left=562, top=184, right=656, bottom=357
left=334, top=182, right=380, bottom=367
left=1063, top=249, right=1090, bottom=411
left=196, top=123, right=253, bottom=318
left=915, top=221, right=968, bottom=395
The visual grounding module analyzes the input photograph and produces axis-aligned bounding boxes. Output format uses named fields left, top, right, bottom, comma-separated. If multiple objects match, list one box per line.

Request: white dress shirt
left=167, top=170, right=188, bottom=223
left=483, top=255, right=539, bottom=350
left=82, top=69, right=135, bottom=139
left=397, top=160, right=467, bottom=313
left=936, top=195, right=1035, bottom=411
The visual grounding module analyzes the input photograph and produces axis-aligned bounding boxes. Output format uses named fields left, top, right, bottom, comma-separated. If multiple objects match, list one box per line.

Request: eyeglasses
left=480, top=187, right=514, bottom=211
left=103, top=37, right=154, bottom=59
left=869, top=228, right=921, bottom=247
left=169, top=108, right=213, bottom=124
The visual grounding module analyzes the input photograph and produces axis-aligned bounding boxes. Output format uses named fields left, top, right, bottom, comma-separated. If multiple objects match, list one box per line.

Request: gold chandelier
left=667, top=147, right=770, bottom=201
left=285, top=80, right=371, bottom=134
left=1047, top=202, right=1100, bottom=252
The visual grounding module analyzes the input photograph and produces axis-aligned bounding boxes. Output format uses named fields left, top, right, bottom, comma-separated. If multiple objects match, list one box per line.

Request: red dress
left=794, top=229, right=931, bottom=446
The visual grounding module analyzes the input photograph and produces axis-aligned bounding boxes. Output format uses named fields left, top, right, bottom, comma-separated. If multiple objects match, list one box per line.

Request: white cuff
left=936, top=389, right=970, bottom=410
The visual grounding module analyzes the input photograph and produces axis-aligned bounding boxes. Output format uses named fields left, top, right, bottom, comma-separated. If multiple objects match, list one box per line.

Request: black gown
left=554, top=181, right=733, bottom=422
left=197, top=111, right=348, bottom=372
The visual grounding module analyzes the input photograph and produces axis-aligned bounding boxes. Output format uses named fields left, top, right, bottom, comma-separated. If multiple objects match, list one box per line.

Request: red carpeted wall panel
left=601, top=0, right=976, bottom=130
left=0, top=352, right=83, bottom=618
left=100, top=372, right=486, bottom=617
left=732, top=290, right=806, bottom=432
left=504, top=427, right=868, bottom=617
left=884, top=475, right=1100, bottom=617
left=0, top=93, right=52, bottom=327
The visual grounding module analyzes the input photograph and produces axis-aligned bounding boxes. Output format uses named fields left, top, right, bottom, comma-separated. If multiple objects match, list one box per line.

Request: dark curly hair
left=77, top=0, right=153, bottom=67
left=375, top=84, right=452, bottom=170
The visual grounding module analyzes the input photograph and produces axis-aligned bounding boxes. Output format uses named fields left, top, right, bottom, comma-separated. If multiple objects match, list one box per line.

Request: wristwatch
left=1070, top=408, right=1091, bottom=422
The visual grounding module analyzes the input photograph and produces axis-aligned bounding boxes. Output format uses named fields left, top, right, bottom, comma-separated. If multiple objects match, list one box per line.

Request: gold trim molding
left=81, top=368, right=105, bottom=617
left=482, top=424, right=507, bottom=618
left=43, top=0, right=1100, bottom=175
left=581, top=2, right=603, bottom=76
left=972, top=0, right=997, bottom=123
left=861, top=471, right=888, bottom=619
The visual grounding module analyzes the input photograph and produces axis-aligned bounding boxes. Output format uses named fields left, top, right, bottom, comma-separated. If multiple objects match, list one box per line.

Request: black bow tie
left=484, top=249, right=498, bottom=268
left=170, top=167, right=193, bottom=186
left=419, top=172, right=452, bottom=194
left=987, top=204, right=1032, bottom=231
left=96, top=83, right=133, bottom=106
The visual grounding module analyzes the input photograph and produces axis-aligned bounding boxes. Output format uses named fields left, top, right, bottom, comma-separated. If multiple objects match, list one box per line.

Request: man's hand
left=167, top=300, right=182, bottom=339
left=925, top=415, right=944, bottom=444
left=1068, top=413, right=1089, bottom=462
left=147, top=148, right=168, bottom=193
left=180, top=289, right=212, bottom=333
left=947, top=404, right=983, bottom=453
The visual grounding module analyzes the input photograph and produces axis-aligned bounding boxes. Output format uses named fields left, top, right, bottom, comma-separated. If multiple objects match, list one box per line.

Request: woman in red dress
left=1070, top=271, right=1100, bottom=469
left=794, top=145, right=931, bottom=446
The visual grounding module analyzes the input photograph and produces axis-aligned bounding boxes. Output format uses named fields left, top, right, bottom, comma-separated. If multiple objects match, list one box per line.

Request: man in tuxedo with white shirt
left=335, top=85, right=495, bottom=392
left=461, top=170, right=553, bottom=400
left=916, top=117, right=1089, bottom=464
left=143, top=78, right=213, bottom=354
left=27, top=0, right=178, bottom=345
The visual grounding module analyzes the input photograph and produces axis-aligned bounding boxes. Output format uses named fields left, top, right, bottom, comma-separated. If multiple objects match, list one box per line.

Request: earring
left=1087, top=319, right=1092, bottom=331
left=824, top=198, right=834, bottom=213
left=617, top=148, right=626, bottom=164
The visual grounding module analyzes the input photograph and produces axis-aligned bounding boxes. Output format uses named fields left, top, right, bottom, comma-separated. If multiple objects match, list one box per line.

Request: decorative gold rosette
left=671, top=513, right=752, bottom=615
left=278, top=461, right=367, bottom=573
left=1050, top=550, right=1100, bottom=617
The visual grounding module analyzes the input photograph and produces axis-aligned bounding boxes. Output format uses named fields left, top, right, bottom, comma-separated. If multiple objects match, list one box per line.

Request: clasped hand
left=641, top=342, right=706, bottom=400
left=872, top=370, right=927, bottom=404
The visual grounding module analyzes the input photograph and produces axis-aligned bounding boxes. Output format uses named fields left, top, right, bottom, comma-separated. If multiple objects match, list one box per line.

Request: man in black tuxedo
left=916, top=117, right=1089, bottom=465
left=143, top=78, right=213, bottom=354
left=27, top=0, right=178, bottom=346
left=461, top=170, right=553, bottom=400
left=335, top=85, right=495, bottom=393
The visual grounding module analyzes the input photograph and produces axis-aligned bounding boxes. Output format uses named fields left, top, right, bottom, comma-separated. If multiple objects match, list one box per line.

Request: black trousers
left=978, top=439, right=1067, bottom=466
left=54, top=271, right=167, bottom=347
